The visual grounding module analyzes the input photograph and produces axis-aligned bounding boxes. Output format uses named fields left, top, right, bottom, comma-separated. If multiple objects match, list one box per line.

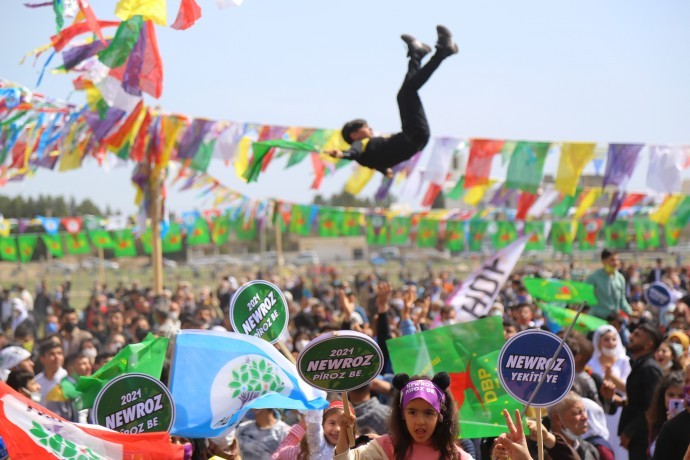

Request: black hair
left=390, top=372, right=457, bottom=460
left=38, top=339, right=62, bottom=356
left=60, top=307, right=77, bottom=319
left=6, top=370, right=35, bottom=392
left=601, top=248, right=616, bottom=260
left=341, top=119, right=368, bottom=144
left=636, top=322, right=663, bottom=351
left=646, top=370, right=684, bottom=441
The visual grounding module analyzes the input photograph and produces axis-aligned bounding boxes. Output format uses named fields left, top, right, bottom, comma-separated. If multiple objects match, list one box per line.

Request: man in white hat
left=0, top=346, right=34, bottom=382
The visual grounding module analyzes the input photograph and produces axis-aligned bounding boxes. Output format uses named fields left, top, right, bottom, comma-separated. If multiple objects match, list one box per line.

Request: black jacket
left=619, top=353, right=663, bottom=440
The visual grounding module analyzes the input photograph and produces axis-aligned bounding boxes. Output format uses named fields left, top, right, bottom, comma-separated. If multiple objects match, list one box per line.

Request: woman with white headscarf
left=588, top=324, right=631, bottom=460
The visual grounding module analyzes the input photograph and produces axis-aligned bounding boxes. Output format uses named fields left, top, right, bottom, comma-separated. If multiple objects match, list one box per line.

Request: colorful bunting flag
left=602, top=143, right=644, bottom=189
left=17, top=235, right=37, bottom=263
left=554, top=142, right=596, bottom=196
left=465, top=139, right=504, bottom=188
left=445, top=220, right=465, bottom=252
left=416, top=219, right=439, bottom=248
left=88, top=229, right=114, bottom=249
left=504, top=142, right=550, bottom=193
left=233, top=217, right=256, bottom=241
left=634, top=219, right=660, bottom=250
left=665, top=217, right=685, bottom=247
left=577, top=219, right=602, bottom=251
left=317, top=207, right=342, bottom=238
left=491, top=221, right=518, bottom=250
left=551, top=221, right=575, bottom=254
left=210, top=217, right=229, bottom=246
left=64, top=232, right=90, bottom=255
left=289, top=205, right=312, bottom=236
left=112, top=229, right=137, bottom=258
left=0, top=237, right=18, bottom=262
left=524, top=221, right=547, bottom=251
left=41, top=234, right=64, bottom=258
left=604, top=220, right=628, bottom=249
left=468, top=220, right=488, bottom=252
left=187, top=217, right=211, bottom=246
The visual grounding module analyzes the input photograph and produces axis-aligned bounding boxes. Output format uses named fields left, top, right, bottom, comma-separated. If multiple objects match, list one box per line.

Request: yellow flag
left=573, top=189, right=602, bottom=219
left=115, top=0, right=167, bottom=26
left=463, top=182, right=494, bottom=206
left=344, top=165, right=375, bottom=195
left=555, top=142, right=596, bottom=196
left=650, top=194, right=683, bottom=225
left=59, top=138, right=87, bottom=172
left=234, top=136, right=252, bottom=180
left=159, top=115, right=186, bottom=166
left=0, top=220, right=10, bottom=238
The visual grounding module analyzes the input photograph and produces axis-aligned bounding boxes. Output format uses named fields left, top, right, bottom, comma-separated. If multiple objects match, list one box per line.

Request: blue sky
left=1, top=0, right=689, bottom=214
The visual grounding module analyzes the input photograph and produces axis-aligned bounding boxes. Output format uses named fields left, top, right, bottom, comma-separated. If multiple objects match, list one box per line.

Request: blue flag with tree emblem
left=169, top=330, right=328, bottom=438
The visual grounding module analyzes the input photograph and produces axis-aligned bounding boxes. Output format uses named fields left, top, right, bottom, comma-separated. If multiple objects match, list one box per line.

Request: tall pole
left=150, top=169, right=164, bottom=295
left=275, top=218, right=284, bottom=268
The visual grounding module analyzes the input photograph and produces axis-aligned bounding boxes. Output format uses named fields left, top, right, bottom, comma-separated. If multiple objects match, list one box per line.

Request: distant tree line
left=0, top=195, right=114, bottom=218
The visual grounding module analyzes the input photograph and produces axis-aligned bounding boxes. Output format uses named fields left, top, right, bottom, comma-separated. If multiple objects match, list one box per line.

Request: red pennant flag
left=171, top=0, right=202, bottom=30
left=465, top=139, right=504, bottom=188
left=621, top=193, right=645, bottom=209
left=515, top=191, right=538, bottom=220
left=76, top=0, right=106, bottom=45
left=422, top=183, right=443, bottom=207
left=61, top=217, right=83, bottom=234
left=310, top=153, right=325, bottom=190
left=50, top=20, right=120, bottom=52
left=130, top=109, right=153, bottom=162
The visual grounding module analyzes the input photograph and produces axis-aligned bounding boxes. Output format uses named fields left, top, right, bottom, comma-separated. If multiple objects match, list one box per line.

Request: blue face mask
left=45, top=322, right=59, bottom=334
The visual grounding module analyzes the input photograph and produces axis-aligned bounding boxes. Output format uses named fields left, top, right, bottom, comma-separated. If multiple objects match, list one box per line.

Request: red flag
left=515, top=191, right=538, bottom=220
left=104, top=100, right=144, bottom=149
left=0, top=382, right=185, bottom=459
left=621, top=193, right=645, bottom=209
left=422, top=183, right=443, bottom=207
left=310, top=153, right=325, bottom=189
left=50, top=20, right=120, bottom=52
left=171, top=0, right=202, bottom=30
left=76, top=0, right=107, bottom=45
left=61, top=217, right=83, bottom=234
left=130, top=109, right=153, bottom=162
left=465, top=139, right=504, bottom=188
left=109, top=21, right=163, bottom=98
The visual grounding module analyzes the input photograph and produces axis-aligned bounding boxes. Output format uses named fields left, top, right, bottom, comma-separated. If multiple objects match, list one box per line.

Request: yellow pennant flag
left=0, top=220, right=10, bottom=238
left=115, top=0, right=167, bottom=26
left=234, top=136, right=252, bottom=180
left=344, top=165, right=375, bottom=195
left=159, top=115, right=187, bottom=166
left=650, top=194, right=683, bottom=225
left=463, top=182, right=494, bottom=206
left=59, top=137, right=88, bottom=172
left=555, top=142, right=596, bottom=196
left=573, top=189, right=602, bottom=219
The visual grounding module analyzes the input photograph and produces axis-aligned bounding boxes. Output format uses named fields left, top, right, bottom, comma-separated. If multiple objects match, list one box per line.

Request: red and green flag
left=112, top=229, right=137, bottom=258
left=17, top=235, right=37, bottom=263
left=551, top=221, right=575, bottom=254
left=389, top=216, right=411, bottom=245
left=289, top=205, right=312, bottom=236
left=41, top=234, right=64, bottom=258
left=491, top=221, right=518, bottom=250
left=445, top=220, right=465, bottom=251
left=577, top=219, right=602, bottom=251
left=634, top=218, right=660, bottom=250
left=64, top=232, right=91, bottom=255
left=552, top=188, right=582, bottom=218
left=366, top=214, right=388, bottom=245
left=187, top=217, right=211, bottom=246
left=416, top=219, right=439, bottom=248
left=0, top=237, right=18, bottom=262
left=524, top=221, right=546, bottom=251
left=211, top=216, right=230, bottom=246
left=88, top=229, right=114, bottom=249
left=523, top=278, right=597, bottom=305
left=341, top=210, right=362, bottom=237
left=665, top=216, right=685, bottom=247
left=140, top=228, right=154, bottom=255
left=318, top=207, right=342, bottom=238
left=604, top=220, right=628, bottom=249
left=233, top=217, right=257, bottom=241
left=468, top=220, right=488, bottom=252
left=388, top=316, right=523, bottom=439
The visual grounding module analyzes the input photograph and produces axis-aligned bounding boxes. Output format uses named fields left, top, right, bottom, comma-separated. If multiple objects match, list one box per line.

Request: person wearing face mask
left=6, top=370, right=41, bottom=403
left=544, top=392, right=601, bottom=460
left=586, top=249, right=632, bottom=320
left=58, top=308, right=92, bottom=357
left=652, top=365, right=690, bottom=460
left=587, top=325, right=631, bottom=460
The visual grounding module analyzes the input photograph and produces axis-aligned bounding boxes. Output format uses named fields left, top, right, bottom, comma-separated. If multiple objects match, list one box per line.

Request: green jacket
left=585, top=268, right=632, bottom=319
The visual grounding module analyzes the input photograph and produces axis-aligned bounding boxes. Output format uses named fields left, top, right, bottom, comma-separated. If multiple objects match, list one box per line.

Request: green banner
left=523, top=278, right=597, bottom=305
left=540, top=302, right=607, bottom=334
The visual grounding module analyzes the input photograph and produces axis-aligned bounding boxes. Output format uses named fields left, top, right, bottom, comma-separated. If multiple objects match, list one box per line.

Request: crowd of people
left=1, top=247, right=690, bottom=459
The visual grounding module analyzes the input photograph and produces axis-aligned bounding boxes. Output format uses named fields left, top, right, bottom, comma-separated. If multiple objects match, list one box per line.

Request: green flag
left=605, top=221, right=628, bottom=249
left=577, top=219, right=602, bottom=251
left=140, top=228, right=154, bottom=255
left=74, top=334, right=168, bottom=409
left=187, top=218, right=211, bottom=246
left=387, top=317, right=523, bottom=439
left=88, top=229, right=114, bottom=249
left=112, top=229, right=137, bottom=258
left=552, top=189, right=582, bottom=218
left=17, top=235, right=37, bottom=263
left=389, top=216, right=411, bottom=245
left=673, top=196, right=690, bottom=227
left=366, top=214, right=388, bottom=245
left=446, top=176, right=465, bottom=200
left=524, top=221, right=546, bottom=251
left=445, top=220, right=465, bottom=251
left=64, top=232, right=91, bottom=255
left=417, top=219, right=439, bottom=248
left=523, top=278, right=597, bottom=305
left=491, top=221, right=518, bottom=250
left=505, top=142, right=550, bottom=193
left=234, top=217, right=257, bottom=241
left=318, top=207, right=342, bottom=238
left=0, top=237, right=18, bottom=262
left=210, top=216, right=230, bottom=246
left=98, top=15, right=144, bottom=68
left=468, top=220, right=488, bottom=252
left=289, top=205, right=312, bottom=236
left=341, top=210, right=362, bottom=237
left=42, top=234, right=64, bottom=258
left=190, top=139, right=216, bottom=173
left=665, top=217, right=685, bottom=247
left=634, top=219, right=660, bottom=250
left=540, top=302, right=607, bottom=334
left=246, top=140, right=316, bottom=182
left=163, top=222, right=184, bottom=253
left=551, top=221, right=575, bottom=254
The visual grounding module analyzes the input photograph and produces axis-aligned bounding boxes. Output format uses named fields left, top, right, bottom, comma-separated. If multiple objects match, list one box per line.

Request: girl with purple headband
left=334, top=372, right=472, bottom=460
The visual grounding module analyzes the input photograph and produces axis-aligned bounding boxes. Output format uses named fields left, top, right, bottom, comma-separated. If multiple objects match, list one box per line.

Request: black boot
left=435, top=25, right=459, bottom=57
left=401, top=34, right=432, bottom=60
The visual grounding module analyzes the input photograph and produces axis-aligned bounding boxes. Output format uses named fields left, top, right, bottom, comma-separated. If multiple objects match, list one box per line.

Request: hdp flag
left=523, top=278, right=597, bottom=306
left=75, top=334, right=168, bottom=409
left=524, top=221, right=546, bottom=251
left=169, top=330, right=328, bottom=438
left=540, top=303, right=607, bottom=334
left=665, top=217, right=685, bottom=247
left=387, top=317, right=522, bottom=438
left=551, top=221, right=575, bottom=254
left=210, top=216, right=230, bottom=246
left=112, top=229, right=137, bottom=257
left=163, top=222, right=184, bottom=253
left=0, top=382, right=184, bottom=460
left=417, top=219, right=439, bottom=248
left=233, top=217, right=257, bottom=241
left=389, top=216, right=411, bottom=245
left=577, top=219, right=602, bottom=251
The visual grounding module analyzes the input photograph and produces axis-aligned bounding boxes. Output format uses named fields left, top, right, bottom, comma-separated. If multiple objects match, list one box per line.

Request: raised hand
left=376, top=281, right=392, bottom=313
left=492, top=409, right=533, bottom=460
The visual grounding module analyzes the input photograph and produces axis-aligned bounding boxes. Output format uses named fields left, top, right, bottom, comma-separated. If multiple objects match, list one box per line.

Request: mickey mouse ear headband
left=393, top=372, right=451, bottom=414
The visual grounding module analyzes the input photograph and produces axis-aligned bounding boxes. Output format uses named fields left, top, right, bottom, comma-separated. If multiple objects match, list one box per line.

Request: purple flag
left=176, top=119, right=215, bottom=160
left=602, top=144, right=644, bottom=189
left=84, top=107, right=126, bottom=141
left=122, top=24, right=146, bottom=96
left=489, top=187, right=516, bottom=207
left=606, top=191, right=626, bottom=225
left=62, top=40, right=109, bottom=70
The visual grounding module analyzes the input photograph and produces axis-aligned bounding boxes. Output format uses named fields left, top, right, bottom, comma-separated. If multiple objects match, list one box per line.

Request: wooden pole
left=341, top=392, right=355, bottom=447
left=536, top=407, right=544, bottom=460
left=276, top=340, right=296, bottom=364
left=275, top=218, right=284, bottom=268
left=97, top=247, right=106, bottom=286
left=150, top=171, right=164, bottom=296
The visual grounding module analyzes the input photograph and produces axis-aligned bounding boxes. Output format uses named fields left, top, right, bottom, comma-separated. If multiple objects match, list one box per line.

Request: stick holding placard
left=536, top=408, right=544, bottom=460
left=276, top=340, right=296, bottom=365
left=341, top=392, right=355, bottom=448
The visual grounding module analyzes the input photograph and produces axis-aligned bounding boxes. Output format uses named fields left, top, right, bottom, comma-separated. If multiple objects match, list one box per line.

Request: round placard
left=229, top=280, right=289, bottom=344
left=497, top=329, right=575, bottom=408
left=91, top=373, right=175, bottom=434
left=297, top=331, right=384, bottom=392
left=646, top=282, right=672, bottom=309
